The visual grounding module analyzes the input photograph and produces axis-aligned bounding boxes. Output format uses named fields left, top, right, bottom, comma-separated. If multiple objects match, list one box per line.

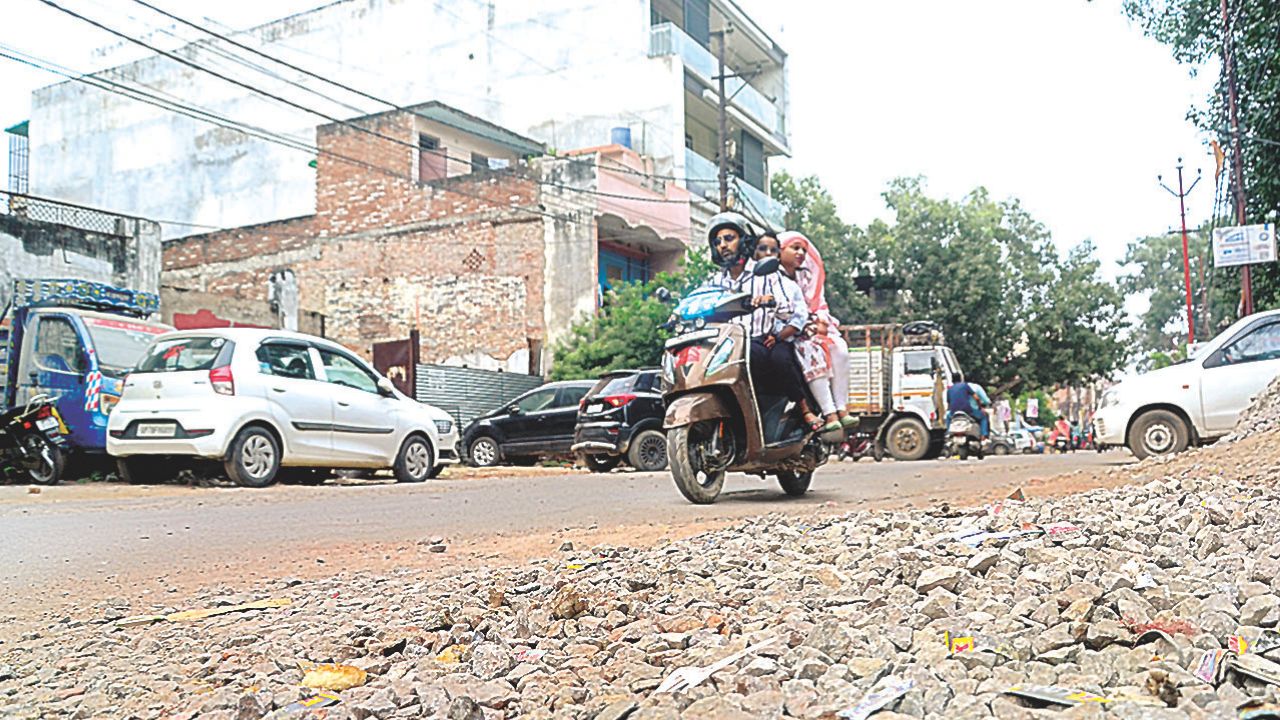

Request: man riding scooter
left=946, top=373, right=991, bottom=435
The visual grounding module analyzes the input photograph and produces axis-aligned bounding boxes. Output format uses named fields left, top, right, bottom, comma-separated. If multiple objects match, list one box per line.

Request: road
left=0, top=451, right=1128, bottom=611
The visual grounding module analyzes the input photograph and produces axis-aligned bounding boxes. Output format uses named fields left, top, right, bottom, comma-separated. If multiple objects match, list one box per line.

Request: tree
left=1123, top=0, right=1279, bottom=311
left=774, top=174, right=1129, bottom=393
left=549, top=252, right=714, bottom=381
left=1119, top=227, right=1237, bottom=364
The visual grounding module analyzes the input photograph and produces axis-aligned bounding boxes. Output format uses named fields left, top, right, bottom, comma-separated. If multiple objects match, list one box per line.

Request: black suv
left=572, top=369, right=667, bottom=472
left=462, top=380, right=594, bottom=467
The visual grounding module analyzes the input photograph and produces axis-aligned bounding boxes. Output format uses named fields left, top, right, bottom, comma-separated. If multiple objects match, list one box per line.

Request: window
left=418, top=134, right=446, bottom=182
left=1222, top=321, right=1280, bottom=365
left=516, top=389, right=557, bottom=413
left=557, top=385, right=590, bottom=408
left=34, top=317, right=85, bottom=374
left=318, top=349, right=378, bottom=393
left=136, top=337, right=228, bottom=373
left=85, top=317, right=170, bottom=377
left=256, top=343, right=315, bottom=380
left=903, top=352, right=934, bottom=376
left=470, top=152, right=489, bottom=172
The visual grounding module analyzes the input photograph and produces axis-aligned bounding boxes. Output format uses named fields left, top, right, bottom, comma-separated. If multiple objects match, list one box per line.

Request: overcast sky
left=1, top=0, right=1214, bottom=278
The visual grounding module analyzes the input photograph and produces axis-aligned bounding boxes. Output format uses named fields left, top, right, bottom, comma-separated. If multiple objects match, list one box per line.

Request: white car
left=1094, top=309, right=1280, bottom=459
left=107, top=329, right=459, bottom=487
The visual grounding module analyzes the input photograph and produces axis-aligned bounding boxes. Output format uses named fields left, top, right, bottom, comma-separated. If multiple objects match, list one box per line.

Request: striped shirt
left=711, top=260, right=809, bottom=338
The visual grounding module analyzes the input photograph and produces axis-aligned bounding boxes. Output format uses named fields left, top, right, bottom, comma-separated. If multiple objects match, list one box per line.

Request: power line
left=0, top=46, right=687, bottom=246
left=41, top=0, right=695, bottom=209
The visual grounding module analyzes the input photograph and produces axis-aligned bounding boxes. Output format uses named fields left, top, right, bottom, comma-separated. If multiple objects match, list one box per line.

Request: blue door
left=16, top=312, right=93, bottom=447
left=598, top=247, right=651, bottom=299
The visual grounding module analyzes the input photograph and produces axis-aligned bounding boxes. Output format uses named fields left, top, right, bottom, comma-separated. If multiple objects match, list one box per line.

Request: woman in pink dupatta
left=777, top=231, right=854, bottom=429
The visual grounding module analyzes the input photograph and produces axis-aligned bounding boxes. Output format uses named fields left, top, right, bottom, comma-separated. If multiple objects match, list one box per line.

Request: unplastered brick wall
left=162, top=108, right=551, bottom=364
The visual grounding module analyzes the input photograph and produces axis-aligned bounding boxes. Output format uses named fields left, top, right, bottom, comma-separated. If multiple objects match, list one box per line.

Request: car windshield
left=135, top=336, right=227, bottom=373
left=84, top=317, right=173, bottom=378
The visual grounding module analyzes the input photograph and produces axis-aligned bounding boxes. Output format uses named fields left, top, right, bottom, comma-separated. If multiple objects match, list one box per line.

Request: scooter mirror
left=753, top=257, right=780, bottom=276
left=654, top=287, right=672, bottom=302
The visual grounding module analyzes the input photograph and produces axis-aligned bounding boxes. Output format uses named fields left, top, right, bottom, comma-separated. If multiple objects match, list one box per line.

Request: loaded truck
left=0, top=279, right=171, bottom=458
left=842, top=320, right=965, bottom=461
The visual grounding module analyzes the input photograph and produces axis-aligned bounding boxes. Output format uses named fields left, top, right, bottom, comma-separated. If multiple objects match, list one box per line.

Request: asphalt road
left=0, top=451, right=1128, bottom=603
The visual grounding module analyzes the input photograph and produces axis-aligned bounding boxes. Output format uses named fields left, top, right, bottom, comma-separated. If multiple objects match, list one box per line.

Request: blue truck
left=0, top=279, right=171, bottom=457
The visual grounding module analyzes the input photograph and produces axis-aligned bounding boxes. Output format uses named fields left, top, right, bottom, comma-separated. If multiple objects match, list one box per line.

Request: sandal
left=822, top=419, right=843, bottom=433
left=838, top=414, right=857, bottom=428
left=803, top=413, right=825, bottom=432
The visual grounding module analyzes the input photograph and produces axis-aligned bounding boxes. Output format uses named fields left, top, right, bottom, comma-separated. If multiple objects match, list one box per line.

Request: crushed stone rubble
left=1225, top=375, right=1280, bottom=444
left=5, top=463, right=1280, bottom=719
left=5, top=395, right=1280, bottom=719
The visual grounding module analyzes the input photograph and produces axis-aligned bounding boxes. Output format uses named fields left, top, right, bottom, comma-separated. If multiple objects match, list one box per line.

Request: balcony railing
left=0, top=190, right=139, bottom=237
left=650, top=23, right=786, bottom=144
left=683, top=148, right=786, bottom=229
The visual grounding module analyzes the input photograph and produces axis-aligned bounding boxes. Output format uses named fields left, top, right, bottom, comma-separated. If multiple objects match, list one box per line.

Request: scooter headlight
left=662, top=351, right=676, bottom=385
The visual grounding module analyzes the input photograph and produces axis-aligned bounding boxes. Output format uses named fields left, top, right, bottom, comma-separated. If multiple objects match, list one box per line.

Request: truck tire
left=1128, top=409, right=1189, bottom=460
left=885, top=417, right=930, bottom=461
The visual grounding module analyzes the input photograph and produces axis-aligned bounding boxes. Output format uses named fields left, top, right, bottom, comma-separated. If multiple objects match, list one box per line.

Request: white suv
left=1094, top=309, right=1280, bottom=459
left=107, top=329, right=459, bottom=487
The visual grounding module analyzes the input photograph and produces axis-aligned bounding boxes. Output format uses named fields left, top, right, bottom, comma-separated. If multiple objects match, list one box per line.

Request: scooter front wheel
left=668, top=423, right=727, bottom=505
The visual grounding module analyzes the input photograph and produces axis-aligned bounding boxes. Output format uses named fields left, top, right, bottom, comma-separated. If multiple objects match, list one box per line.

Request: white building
left=27, top=0, right=790, bottom=247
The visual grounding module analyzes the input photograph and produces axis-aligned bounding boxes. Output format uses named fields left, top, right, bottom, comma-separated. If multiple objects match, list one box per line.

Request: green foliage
left=1120, top=228, right=1238, bottom=364
left=549, top=251, right=715, bottom=381
left=1123, top=0, right=1279, bottom=311
left=773, top=172, right=1129, bottom=393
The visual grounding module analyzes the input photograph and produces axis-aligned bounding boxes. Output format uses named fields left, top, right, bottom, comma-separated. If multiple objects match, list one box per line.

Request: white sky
left=1, top=0, right=1214, bottom=279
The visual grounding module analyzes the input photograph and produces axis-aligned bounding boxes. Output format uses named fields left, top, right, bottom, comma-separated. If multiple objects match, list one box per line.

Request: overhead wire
left=0, top=45, right=689, bottom=246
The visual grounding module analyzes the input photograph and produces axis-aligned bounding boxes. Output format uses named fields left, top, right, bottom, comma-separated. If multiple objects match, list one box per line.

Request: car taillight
left=209, top=365, right=235, bottom=396
left=600, top=394, right=636, bottom=408
left=34, top=405, right=52, bottom=420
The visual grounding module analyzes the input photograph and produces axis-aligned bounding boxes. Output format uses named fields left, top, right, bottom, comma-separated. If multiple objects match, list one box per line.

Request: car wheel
left=468, top=436, right=500, bottom=467
left=1128, top=409, right=1189, bottom=460
left=223, top=427, right=280, bottom=488
left=583, top=454, right=622, bottom=473
left=626, top=429, right=669, bottom=472
left=394, top=435, right=435, bottom=483
left=424, top=464, right=444, bottom=479
left=116, top=456, right=174, bottom=485
left=993, top=443, right=1011, bottom=456
left=885, top=417, right=930, bottom=461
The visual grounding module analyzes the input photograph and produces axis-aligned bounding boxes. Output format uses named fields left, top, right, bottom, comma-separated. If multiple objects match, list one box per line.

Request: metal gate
left=415, top=363, right=544, bottom=429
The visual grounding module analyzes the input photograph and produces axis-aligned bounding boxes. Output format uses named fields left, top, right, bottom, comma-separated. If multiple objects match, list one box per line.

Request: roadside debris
left=115, top=598, right=291, bottom=627
left=299, top=663, right=366, bottom=692
left=653, top=637, right=778, bottom=693
left=262, top=692, right=340, bottom=718
left=837, top=676, right=913, bottom=719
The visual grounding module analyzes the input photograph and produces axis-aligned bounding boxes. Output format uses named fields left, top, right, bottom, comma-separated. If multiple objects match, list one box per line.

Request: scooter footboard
left=664, top=393, right=731, bottom=429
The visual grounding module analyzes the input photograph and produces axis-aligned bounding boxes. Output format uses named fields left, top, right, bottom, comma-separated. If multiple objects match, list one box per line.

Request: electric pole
left=1159, top=159, right=1202, bottom=344
left=711, top=28, right=731, bottom=211
left=1222, top=0, right=1253, bottom=315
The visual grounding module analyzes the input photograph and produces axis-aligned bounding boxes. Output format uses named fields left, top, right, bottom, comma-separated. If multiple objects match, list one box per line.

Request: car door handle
left=337, top=401, right=351, bottom=407
left=272, top=387, right=287, bottom=393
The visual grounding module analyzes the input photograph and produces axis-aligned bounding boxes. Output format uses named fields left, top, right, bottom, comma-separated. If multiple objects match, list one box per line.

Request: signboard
left=1026, top=397, right=1039, bottom=419
left=1213, top=223, right=1276, bottom=268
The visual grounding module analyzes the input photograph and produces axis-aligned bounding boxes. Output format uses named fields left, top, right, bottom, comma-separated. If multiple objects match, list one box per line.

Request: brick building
left=162, top=102, right=691, bottom=374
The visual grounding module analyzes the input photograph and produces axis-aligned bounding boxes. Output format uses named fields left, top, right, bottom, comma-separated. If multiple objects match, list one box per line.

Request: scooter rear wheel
left=668, top=423, right=727, bottom=505
left=777, top=470, right=812, bottom=496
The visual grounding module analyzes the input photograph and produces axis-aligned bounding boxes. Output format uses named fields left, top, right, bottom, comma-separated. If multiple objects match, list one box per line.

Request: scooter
left=0, top=394, right=68, bottom=484
left=944, top=413, right=984, bottom=461
left=657, top=258, right=831, bottom=504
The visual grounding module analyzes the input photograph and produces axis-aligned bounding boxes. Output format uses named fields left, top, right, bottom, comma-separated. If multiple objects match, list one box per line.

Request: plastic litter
left=654, top=637, right=778, bottom=693
left=1193, top=649, right=1231, bottom=685
left=116, top=598, right=291, bottom=627
left=1005, top=685, right=1108, bottom=707
left=262, top=692, right=340, bottom=718
left=512, top=648, right=547, bottom=663
left=436, top=644, right=468, bottom=664
left=1239, top=702, right=1280, bottom=719
left=1230, top=653, right=1280, bottom=686
left=299, top=664, right=366, bottom=692
left=837, top=676, right=914, bottom=720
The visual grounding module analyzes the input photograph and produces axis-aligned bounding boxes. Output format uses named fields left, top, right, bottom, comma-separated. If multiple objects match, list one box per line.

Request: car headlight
left=433, top=419, right=453, bottom=435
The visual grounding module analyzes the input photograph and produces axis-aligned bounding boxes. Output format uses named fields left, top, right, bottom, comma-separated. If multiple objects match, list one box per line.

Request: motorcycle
left=945, top=413, right=984, bottom=460
left=657, top=258, right=832, bottom=504
left=837, top=432, right=884, bottom=462
left=1053, top=435, right=1071, bottom=454
left=1, top=394, right=68, bottom=484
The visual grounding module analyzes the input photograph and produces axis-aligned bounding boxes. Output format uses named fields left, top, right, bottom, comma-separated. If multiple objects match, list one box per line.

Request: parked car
left=461, top=380, right=594, bottom=467
left=987, top=434, right=1016, bottom=456
left=107, top=329, right=459, bottom=487
left=1094, top=309, right=1280, bottom=459
left=571, top=368, right=667, bottom=472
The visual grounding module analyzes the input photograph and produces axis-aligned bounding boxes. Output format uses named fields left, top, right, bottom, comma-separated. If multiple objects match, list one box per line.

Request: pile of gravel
left=1225, top=375, right=1280, bottom=443
left=4, top=468, right=1280, bottom=718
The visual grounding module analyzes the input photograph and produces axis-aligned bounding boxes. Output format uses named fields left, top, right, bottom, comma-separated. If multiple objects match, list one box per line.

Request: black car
left=461, top=380, right=594, bottom=467
left=571, top=369, right=667, bottom=472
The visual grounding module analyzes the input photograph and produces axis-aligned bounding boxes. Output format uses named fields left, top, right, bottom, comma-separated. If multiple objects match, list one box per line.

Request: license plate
left=36, top=417, right=59, bottom=432
left=136, top=422, right=177, bottom=438
left=586, top=403, right=603, bottom=414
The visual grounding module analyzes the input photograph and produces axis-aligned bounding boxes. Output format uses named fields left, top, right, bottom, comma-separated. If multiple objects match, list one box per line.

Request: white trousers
left=828, top=333, right=850, bottom=413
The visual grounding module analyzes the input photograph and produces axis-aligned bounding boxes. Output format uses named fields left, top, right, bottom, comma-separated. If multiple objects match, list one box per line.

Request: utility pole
left=711, top=28, right=731, bottom=211
left=1159, top=159, right=1202, bottom=344
left=1222, top=0, right=1253, bottom=315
